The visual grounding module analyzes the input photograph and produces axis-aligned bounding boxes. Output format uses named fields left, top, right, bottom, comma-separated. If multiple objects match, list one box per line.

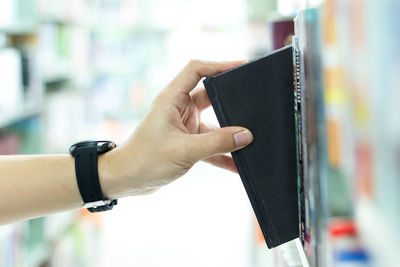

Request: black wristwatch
left=69, top=140, right=118, bottom=212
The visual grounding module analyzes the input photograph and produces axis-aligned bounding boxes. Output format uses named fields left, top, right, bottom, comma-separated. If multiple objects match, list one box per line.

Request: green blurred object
left=327, top=167, right=353, bottom=217
left=17, top=0, right=37, bottom=26
left=247, top=0, right=277, bottom=21
left=0, top=0, right=37, bottom=33
left=27, top=217, right=45, bottom=250
left=57, top=23, right=70, bottom=59
left=12, top=117, right=43, bottom=154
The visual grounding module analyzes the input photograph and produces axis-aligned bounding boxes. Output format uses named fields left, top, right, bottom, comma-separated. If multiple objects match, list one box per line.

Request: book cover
left=203, top=45, right=299, bottom=248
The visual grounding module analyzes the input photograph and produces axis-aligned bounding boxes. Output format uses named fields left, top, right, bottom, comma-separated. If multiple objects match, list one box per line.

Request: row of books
left=266, top=1, right=399, bottom=266
left=298, top=0, right=400, bottom=266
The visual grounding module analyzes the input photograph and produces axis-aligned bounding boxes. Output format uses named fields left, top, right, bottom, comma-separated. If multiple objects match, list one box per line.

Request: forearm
left=0, top=142, right=165, bottom=225
left=0, top=154, right=115, bottom=225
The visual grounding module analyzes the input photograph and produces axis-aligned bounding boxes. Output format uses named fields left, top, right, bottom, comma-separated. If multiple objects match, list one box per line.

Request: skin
left=0, top=60, right=253, bottom=225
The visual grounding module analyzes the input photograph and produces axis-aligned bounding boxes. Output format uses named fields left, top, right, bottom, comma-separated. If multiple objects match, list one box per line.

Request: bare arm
left=0, top=152, right=131, bottom=224
left=0, top=60, right=253, bottom=225
left=0, top=154, right=81, bottom=224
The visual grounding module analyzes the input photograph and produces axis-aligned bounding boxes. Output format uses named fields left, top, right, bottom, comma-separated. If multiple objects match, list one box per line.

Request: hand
left=99, top=60, right=253, bottom=198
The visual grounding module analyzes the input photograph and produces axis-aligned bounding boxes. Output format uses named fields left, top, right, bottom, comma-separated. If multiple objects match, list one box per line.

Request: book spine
left=292, top=36, right=306, bottom=246
left=203, top=78, right=229, bottom=127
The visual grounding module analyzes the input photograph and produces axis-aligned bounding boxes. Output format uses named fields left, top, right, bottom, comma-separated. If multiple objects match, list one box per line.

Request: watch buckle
left=83, top=199, right=113, bottom=209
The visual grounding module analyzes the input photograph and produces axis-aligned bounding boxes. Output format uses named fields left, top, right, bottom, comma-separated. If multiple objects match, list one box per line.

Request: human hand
left=99, top=60, right=253, bottom=198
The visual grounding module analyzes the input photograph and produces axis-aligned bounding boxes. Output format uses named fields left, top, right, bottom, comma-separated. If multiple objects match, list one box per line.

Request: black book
left=203, top=45, right=298, bottom=248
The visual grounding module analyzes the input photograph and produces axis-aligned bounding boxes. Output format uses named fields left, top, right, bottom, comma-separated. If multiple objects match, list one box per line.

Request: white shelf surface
left=0, top=23, right=37, bottom=35
left=295, top=238, right=311, bottom=267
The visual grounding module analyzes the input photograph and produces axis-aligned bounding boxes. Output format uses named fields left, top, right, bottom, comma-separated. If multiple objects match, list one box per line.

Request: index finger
left=167, top=59, right=247, bottom=94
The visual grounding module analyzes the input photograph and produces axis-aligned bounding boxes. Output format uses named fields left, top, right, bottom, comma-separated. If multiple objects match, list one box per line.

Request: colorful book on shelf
left=203, top=45, right=299, bottom=248
left=294, top=8, right=325, bottom=265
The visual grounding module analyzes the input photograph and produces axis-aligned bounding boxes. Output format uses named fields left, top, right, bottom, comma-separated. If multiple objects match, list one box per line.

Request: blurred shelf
left=40, top=16, right=74, bottom=25
left=29, top=212, right=77, bottom=267
left=38, top=16, right=171, bottom=34
left=92, top=68, right=133, bottom=78
left=275, top=239, right=310, bottom=267
left=43, top=66, right=72, bottom=86
left=44, top=73, right=70, bottom=85
left=0, top=103, right=42, bottom=129
left=295, top=238, right=311, bottom=267
left=90, top=24, right=170, bottom=34
left=0, top=23, right=37, bottom=35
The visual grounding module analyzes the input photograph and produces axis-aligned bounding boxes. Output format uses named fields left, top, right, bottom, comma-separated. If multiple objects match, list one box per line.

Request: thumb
left=189, top=127, right=253, bottom=161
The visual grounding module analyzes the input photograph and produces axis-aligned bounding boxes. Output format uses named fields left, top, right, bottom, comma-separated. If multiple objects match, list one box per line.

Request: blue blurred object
left=335, top=250, right=370, bottom=263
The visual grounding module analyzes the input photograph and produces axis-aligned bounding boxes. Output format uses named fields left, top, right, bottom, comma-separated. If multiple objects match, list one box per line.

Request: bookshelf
left=0, top=0, right=156, bottom=265
left=261, top=1, right=400, bottom=266
left=275, top=1, right=400, bottom=267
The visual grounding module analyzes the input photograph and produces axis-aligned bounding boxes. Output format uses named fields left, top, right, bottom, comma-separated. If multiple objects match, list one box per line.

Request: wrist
left=98, top=145, right=144, bottom=199
left=98, top=148, right=122, bottom=199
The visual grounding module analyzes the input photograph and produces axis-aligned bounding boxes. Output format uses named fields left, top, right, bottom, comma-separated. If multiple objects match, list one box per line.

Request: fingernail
left=233, top=130, right=253, bottom=147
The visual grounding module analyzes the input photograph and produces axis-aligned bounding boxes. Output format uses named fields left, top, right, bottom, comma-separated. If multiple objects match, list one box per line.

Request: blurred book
left=0, top=47, right=23, bottom=114
left=0, top=133, right=21, bottom=155
left=269, top=17, right=294, bottom=50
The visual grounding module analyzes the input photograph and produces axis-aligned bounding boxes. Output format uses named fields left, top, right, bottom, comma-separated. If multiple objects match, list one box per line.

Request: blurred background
left=0, top=0, right=399, bottom=266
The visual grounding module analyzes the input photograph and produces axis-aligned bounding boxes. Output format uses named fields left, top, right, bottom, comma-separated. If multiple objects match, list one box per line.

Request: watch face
left=72, top=140, right=97, bottom=147
left=69, top=140, right=96, bottom=155
left=69, top=140, right=116, bottom=155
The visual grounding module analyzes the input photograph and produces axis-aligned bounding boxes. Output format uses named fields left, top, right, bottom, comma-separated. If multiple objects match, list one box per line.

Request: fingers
left=199, top=121, right=218, bottom=133
left=168, top=59, right=247, bottom=95
left=203, top=155, right=238, bottom=173
left=191, top=87, right=211, bottom=111
left=188, top=126, right=253, bottom=161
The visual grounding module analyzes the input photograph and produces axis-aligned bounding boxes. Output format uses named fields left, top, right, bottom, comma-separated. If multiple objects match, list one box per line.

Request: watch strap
left=74, top=145, right=105, bottom=204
